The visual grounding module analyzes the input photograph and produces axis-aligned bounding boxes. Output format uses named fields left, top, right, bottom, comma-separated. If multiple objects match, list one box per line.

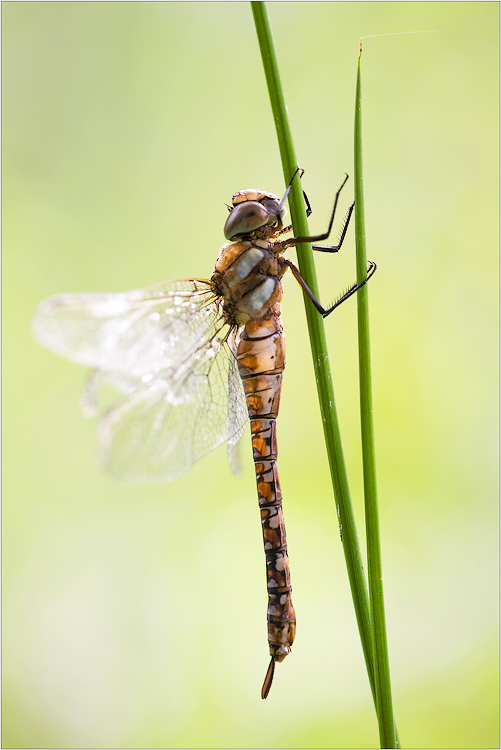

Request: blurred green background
left=3, top=2, right=499, bottom=748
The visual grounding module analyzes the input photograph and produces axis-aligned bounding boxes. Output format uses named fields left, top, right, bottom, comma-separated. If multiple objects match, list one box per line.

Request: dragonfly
left=32, top=169, right=375, bottom=699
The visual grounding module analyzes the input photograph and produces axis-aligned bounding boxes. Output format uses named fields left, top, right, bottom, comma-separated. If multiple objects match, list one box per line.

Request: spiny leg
left=279, top=165, right=305, bottom=205
left=275, top=173, right=354, bottom=251
left=311, top=202, right=354, bottom=253
left=278, top=166, right=354, bottom=241
left=285, top=258, right=377, bottom=318
left=276, top=166, right=309, bottom=236
left=282, top=193, right=354, bottom=252
left=276, top=171, right=376, bottom=317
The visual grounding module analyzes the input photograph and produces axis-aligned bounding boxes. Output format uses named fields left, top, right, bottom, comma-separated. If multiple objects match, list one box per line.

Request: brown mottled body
left=211, top=189, right=296, bottom=697
left=32, top=174, right=372, bottom=701
left=237, top=316, right=296, bottom=668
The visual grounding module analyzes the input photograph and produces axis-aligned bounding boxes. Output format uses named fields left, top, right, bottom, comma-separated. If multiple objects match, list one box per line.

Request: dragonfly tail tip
left=261, top=656, right=275, bottom=699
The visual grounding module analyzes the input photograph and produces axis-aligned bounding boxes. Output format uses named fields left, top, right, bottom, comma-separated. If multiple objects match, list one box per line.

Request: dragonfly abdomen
left=236, top=314, right=296, bottom=698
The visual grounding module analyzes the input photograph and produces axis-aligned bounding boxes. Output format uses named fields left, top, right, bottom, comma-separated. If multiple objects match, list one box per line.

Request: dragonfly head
left=224, top=189, right=286, bottom=241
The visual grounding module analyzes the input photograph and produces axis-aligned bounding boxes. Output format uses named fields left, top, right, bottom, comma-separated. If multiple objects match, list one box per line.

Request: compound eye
left=224, top=201, right=269, bottom=240
left=261, top=197, right=286, bottom=225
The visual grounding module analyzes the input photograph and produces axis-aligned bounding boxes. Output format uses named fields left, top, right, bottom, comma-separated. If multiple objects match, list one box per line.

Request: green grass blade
left=251, top=0, right=377, bottom=707
left=354, top=45, right=398, bottom=748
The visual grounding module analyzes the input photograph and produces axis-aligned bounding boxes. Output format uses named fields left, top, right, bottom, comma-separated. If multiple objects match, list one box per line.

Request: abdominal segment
left=236, top=314, right=296, bottom=664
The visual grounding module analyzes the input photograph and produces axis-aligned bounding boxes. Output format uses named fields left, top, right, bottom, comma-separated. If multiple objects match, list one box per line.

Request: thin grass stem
left=251, top=0, right=377, bottom=709
left=354, top=44, right=399, bottom=748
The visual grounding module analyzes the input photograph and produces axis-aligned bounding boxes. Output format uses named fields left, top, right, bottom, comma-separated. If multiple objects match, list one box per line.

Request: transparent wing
left=97, top=335, right=248, bottom=483
left=227, top=328, right=246, bottom=475
left=32, top=279, right=219, bottom=383
left=33, top=279, right=249, bottom=483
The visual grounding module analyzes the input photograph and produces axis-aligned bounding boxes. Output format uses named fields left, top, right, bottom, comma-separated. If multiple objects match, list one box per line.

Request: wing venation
left=33, top=279, right=248, bottom=482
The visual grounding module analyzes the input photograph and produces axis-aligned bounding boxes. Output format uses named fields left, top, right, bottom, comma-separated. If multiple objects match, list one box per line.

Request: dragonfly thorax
left=212, top=238, right=287, bottom=326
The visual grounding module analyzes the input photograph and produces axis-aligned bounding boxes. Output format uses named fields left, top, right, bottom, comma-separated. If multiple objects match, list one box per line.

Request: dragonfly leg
left=277, top=167, right=311, bottom=235
left=311, top=202, right=354, bottom=253
left=285, top=258, right=377, bottom=318
left=279, top=168, right=355, bottom=243
left=279, top=166, right=304, bottom=209
left=274, top=173, right=355, bottom=255
left=281, top=190, right=352, bottom=244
